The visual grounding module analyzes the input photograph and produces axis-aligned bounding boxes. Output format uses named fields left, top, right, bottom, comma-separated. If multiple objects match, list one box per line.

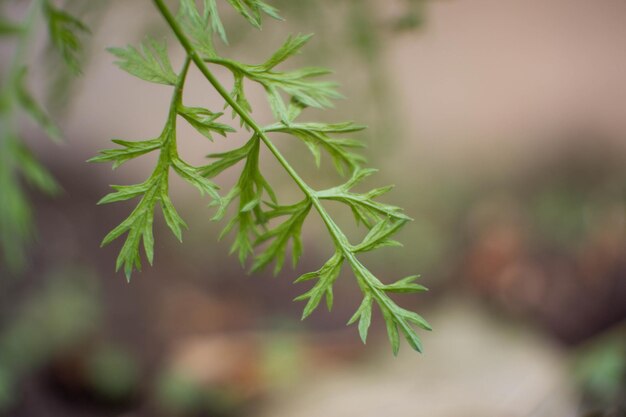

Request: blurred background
left=1, top=0, right=626, bottom=416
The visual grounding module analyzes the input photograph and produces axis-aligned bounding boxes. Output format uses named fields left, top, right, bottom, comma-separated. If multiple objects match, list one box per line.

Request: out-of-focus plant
left=275, top=0, right=429, bottom=151
left=0, top=0, right=87, bottom=272
left=85, top=344, right=139, bottom=401
left=575, top=325, right=626, bottom=410
left=0, top=269, right=100, bottom=411
left=90, top=0, right=430, bottom=354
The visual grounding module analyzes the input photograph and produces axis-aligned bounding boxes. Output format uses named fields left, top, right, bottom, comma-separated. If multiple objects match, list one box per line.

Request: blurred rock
left=258, top=300, right=577, bottom=417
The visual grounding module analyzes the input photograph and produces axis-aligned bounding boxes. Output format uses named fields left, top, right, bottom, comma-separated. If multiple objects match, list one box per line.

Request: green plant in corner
left=0, top=0, right=87, bottom=272
left=90, top=0, right=430, bottom=354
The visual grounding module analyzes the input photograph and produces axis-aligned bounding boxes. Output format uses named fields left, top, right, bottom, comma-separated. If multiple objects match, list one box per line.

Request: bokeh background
left=1, top=0, right=626, bottom=416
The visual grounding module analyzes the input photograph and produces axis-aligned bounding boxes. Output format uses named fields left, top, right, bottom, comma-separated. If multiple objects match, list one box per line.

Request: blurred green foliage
left=0, top=269, right=100, bottom=411
left=86, top=345, right=139, bottom=401
left=156, top=370, right=241, bottom=416
left=260, top=334, right=302, bottom=388
left=575, top=328, right=626, bottom=407
left=0, top=0, right=87, bottom=273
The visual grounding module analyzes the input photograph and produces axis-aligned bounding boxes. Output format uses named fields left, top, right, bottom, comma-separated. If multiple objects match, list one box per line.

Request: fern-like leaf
left=108, top=38, right=178, bottom=85
left=93, top=0, right=431, bottom=354
left=43, top=0, right=89, bottom=73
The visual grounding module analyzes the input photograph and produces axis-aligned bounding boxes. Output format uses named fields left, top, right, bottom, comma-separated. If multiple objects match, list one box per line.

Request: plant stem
left=163, top=56, right=191, bottom=155
left=152, top=56, right=191, bottom=181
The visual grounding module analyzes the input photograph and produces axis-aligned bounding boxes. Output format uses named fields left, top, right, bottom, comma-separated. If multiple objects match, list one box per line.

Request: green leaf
left=101, top=185, right=159, bottom=281
left=0, top=18, right=22, bottom=36
left=380, top=304, right=400, bottom=355
left=347, top=295, right=373, bottom=344
left=201, top=138, right=256, bottom=178
left=159, top=190, right=187, bottom=242
left=172, top=158, right=221, bottom=201
left=178, top=106, right=235, bottom=141
left=218, top=186, right=256, bottom=264
left=203, top=0, right=227, bottom=43
left=97, top=182, right=151, bottom=205
left=266, top=121, right=366, bottom=174
left=398, top=317, right=423, bottom=353
left=15, top=68, right=61, bottom=142
left=0, top=156, right=35, bottom=272
left=261, top=33, right=313, bottom=70
left=402, top=310, right=432, bottom=331
left=230, top=71, right=252, bottom=121
left=260, top=68, right=342, bottom=121
left=251, top=199, right=311, bottom=274
left=254, top=0, right=282, bottom=20
left=353, top=217, right=408, bottom=253
left=88, top=138, right=161, bottom=169
left=179, top=0, right=218, bottom=56
left=317, top=169, right=411, bottom=230
left=209, top=60, right=342, bottom=122
left=344, top=259, right=428, bottom=353
left=226, top=0, right=282, bottom=28
left=325, top=286, right=334, bottom=312
left=373, top=296, right=430, bottom=354
left=212, top=137, right=277, bottom=264
left=108, top=38, right=178, bottom=85
left=14, top=143, right=60, bottom=195
left=381, top=275, right=428, bottom=294
left=294, top=251, right=343, bottom=318
left=43, top=0, right=89, bottom=73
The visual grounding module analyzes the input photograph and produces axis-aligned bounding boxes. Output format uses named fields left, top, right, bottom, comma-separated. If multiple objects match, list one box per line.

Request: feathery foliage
left=42, top=0, right=89, bottom=74
left=92, top=0, right=429, bottom=353
left=0, top=0, right=87, bottom=271
left=89, top=56, right=222, bottom=279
